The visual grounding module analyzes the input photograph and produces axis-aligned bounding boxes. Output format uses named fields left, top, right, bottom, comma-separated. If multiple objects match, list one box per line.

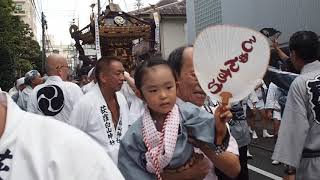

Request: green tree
left=16, top=58, right=34, bottom=77
left=0, top=0, right=41, bottom=91
left=0, top=46, right=14, bottom=91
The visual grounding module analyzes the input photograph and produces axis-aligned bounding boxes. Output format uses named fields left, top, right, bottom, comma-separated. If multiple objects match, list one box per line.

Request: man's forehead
left=183, top=47, right=193, bottom=58
left=48, top=55, right=65, bottom=61
left=102, top=61, right=124, bottom=74
left=109, top=60, right=124, bottom=69
left=182, top=48, right=194, bottom=67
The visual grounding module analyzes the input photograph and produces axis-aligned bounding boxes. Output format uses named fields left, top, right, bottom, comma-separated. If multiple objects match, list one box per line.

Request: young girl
left=118, top=58, right=231, bottom=180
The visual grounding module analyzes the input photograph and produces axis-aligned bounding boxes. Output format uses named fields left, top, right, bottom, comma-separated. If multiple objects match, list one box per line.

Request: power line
left=36, top=0, right=43, bottom=13
left=44, top=13, right=76, bottom=16
left=135, top=0, right=143, bottom=11
left=73, top=0, right=79, bottom=19
left=43, top=9, right=76, bottom=12
left=30, top=0, right=42, bottom=24
left=45, top=30, right=53, bottom=50
left=45, top=33, right=54, bottom=53
left=102, top=0, right=108, bottom=10
left=123, top=0, right=128, bottom=11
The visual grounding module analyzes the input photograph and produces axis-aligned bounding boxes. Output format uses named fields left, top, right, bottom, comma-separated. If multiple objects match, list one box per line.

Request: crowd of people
left=0, top=30, right=319, bottom=180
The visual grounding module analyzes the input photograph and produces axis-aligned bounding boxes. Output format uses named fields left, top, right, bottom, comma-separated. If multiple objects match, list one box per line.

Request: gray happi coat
left=272, top=61, right=320, bottom=180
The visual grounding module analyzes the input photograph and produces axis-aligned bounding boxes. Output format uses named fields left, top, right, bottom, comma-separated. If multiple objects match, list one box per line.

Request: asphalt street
left=247, top=117, right=285, bottom=180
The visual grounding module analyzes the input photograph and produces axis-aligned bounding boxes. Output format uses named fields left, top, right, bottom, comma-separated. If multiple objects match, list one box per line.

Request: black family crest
left=37, top=85, right=65, bottom=116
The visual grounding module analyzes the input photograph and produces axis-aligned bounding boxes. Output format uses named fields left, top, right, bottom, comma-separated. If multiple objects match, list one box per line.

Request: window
left=194, top=0, right=222, bottom=34
left=14, top=3, right=26, bottom=14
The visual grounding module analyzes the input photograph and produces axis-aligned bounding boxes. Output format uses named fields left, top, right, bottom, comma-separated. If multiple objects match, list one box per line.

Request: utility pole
left=136, top=0, right=143, bottom=11
left=41, top=12, right=47, bottom=73
left=97, top=0, right=101, bottom=14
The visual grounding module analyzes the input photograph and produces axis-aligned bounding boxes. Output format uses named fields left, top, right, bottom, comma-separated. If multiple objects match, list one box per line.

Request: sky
left=38, top=0, right=160, bottom=45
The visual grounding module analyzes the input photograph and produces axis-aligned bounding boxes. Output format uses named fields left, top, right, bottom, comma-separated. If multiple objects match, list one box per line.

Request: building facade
left=160, top=16, right=187, bottom=58
left=48, top=44, right=77, bottom=69
left=132, top=0, right=187, bottom=59
left=187, top=0, right=320, bottom=44
left=12, top=0, right=38, bottom=38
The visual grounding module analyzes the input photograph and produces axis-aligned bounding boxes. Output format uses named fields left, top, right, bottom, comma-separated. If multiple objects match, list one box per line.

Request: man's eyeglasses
left=56, top=66, right=69, bottom=70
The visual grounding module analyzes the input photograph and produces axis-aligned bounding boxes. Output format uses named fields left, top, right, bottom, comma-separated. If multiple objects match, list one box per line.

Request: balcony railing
left=13, top=9, right=26, bottom=15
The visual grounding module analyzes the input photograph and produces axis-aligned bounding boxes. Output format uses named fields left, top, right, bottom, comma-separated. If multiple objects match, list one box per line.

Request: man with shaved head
left=27, top=55, right=83, bottom=124
left=45, top=54, right=70, bottom=81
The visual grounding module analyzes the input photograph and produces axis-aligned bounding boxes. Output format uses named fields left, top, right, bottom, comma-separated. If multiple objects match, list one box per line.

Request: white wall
left=221, top=0, right=320, bottom=44
left=160, top=17, right=187, bottom=59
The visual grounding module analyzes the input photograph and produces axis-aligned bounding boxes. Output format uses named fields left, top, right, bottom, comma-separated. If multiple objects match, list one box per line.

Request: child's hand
left=271, top=38, right=280, bottom=49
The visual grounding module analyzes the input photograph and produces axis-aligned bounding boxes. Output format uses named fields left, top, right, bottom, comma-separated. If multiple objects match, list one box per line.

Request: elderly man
left=272, top=31, right=320, bottom=180
left=17, top=70, right=42, bottom=111
left=69, top=57, right=130, bottom=164
left=168, top=46, right=241, bottom=179
left=27, top=55, right=83, bottom=124
left=0, top=90, right=124, bottom=180
left=10, top=77, right=26, bottom=103
left=9, top=77, right=25, bottom=97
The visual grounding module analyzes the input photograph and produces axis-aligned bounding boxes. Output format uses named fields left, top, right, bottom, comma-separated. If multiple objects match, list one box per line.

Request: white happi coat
left=0, top=92, right=124, bottom=180
left=8, top=87, right=17, bottom=97
left=69, top=84, right=130, bottom=164
left=120, top=82, right=144, bottom=124
left=27, top=76, right=83, bottom=124
left=247, top=79, right=267, bottom=110
left=17, top=85, right=33, bottom=111
left=265, top=82, right=282, bottom=111
left=81, top=81, right=95, bottom=94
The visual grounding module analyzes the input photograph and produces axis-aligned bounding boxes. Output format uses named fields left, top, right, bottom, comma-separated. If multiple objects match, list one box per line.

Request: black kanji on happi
left=0, top=149, right=13, bottom=180
left=100, top=105, right=122, bottom=145
left=100, top=105, right=107, bottom=114
left=307, top=75, right=320, bottom=124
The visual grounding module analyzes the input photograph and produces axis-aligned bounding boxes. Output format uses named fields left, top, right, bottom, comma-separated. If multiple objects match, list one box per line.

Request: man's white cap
left=16, top=77, right=25, bottom=88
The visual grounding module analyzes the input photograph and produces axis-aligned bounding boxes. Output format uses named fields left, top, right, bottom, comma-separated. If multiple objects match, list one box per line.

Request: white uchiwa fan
left=193, top=25, right=270, bottom=103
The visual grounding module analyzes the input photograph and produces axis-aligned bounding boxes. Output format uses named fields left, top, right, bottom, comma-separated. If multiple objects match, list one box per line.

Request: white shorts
left=272, top=110, right=281, bottom=120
